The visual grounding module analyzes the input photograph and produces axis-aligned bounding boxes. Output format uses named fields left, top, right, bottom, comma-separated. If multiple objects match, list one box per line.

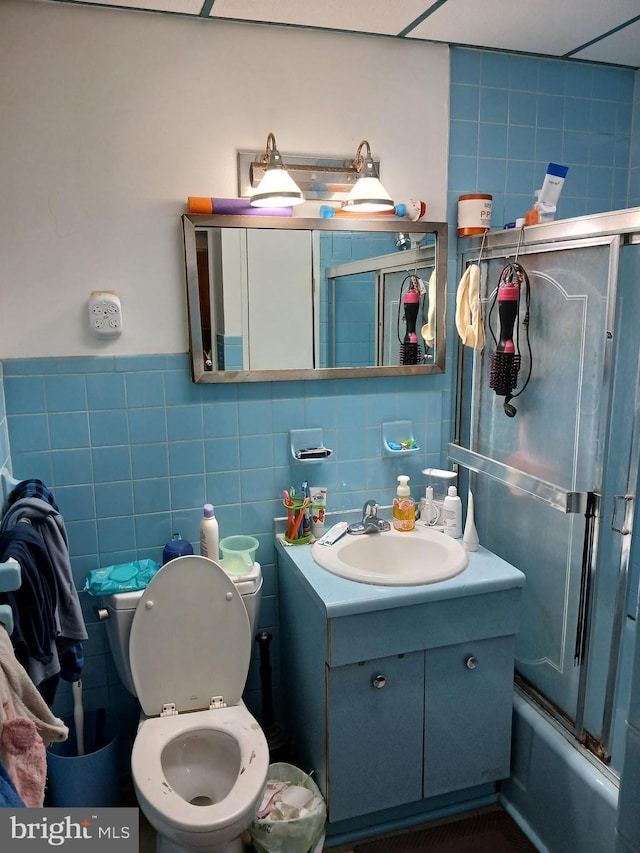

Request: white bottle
left=419, top=485, right=440, bottom=526
left=200, top=504, right=219, bottom=559
left=442, top=486, right=462, bottom=538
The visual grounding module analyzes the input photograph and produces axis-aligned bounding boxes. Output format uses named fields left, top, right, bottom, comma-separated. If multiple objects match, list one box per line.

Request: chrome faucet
left=348, top=500, right=391, bottom=534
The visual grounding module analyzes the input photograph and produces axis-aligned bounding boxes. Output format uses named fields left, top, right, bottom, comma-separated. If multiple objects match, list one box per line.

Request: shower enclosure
left=451, top=209, right=640, bottom=778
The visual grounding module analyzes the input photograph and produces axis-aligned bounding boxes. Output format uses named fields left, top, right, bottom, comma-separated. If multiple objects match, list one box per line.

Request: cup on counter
left=284, top=498, right=311, bottom=544
left=310, top=487, right=327, bottom=538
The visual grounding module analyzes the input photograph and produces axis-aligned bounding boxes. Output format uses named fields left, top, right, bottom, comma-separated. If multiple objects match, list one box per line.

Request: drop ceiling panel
left=39, top=1, right=640, bottom=68
left=209, top=0, right=428, bottom=36
left=572, top=20, right=640, bottom=67
left=410, top=0, right=640, bottom=59
left=84, top=0, right=202, bottom=11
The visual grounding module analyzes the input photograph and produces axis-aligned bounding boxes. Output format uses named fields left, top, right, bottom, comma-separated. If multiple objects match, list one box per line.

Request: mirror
left=182, top=214, right=447, bottom=383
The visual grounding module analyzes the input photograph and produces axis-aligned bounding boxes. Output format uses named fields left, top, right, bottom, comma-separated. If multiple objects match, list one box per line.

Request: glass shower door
left=453, top=236, right=619, bottom=733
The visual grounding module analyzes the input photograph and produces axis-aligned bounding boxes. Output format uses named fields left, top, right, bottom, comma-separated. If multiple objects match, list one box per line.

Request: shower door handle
left=611, top=495, right=633, bottom=535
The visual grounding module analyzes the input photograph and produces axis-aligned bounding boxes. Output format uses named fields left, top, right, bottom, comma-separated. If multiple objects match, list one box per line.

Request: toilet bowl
left=133, top=705, right=267, bottom=852
left=102, top=556, right=269, bottom=853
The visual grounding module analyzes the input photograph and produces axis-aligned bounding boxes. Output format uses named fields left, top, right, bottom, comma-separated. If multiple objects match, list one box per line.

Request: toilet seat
left=132, top=704, right=269, bottom=835
left=129, top=556, right=251, bottom=717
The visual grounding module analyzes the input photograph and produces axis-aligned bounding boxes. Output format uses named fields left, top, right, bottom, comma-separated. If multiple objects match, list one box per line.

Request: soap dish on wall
left=290, top=428, right=333, bottom=464
left=382, top=420, right=420, bottom=456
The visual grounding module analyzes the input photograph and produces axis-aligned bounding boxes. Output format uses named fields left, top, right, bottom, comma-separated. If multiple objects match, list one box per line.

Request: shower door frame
left=450, top=209, right=640, bottom=765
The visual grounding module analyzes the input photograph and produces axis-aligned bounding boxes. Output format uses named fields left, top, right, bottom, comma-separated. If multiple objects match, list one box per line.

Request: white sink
left=311, top=525, right=469, bottom=586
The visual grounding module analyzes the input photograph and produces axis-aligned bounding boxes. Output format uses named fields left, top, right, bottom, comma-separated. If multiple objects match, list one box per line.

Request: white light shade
left=250, top=167, right=304, bottom=207
left=341, top=176, right=395, bottom=213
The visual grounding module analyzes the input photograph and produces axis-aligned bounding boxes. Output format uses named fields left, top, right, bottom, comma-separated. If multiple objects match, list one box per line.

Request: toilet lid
left=129, top=556, right=251, bottom=717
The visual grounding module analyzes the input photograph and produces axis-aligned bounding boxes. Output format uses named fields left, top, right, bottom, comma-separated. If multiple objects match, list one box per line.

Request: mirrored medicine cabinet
left=182, top=213, right=448, bottom=383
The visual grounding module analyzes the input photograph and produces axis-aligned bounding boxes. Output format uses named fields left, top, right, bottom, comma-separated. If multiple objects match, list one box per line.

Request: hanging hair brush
left=488, top=261, right=532, bottom=417
left=398, top=274, right=422, bottom=365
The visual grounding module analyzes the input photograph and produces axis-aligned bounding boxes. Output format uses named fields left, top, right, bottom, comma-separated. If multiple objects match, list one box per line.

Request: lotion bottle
left=200, top=504, right=219, bottom=559
left=393, top=475, right=415, bottom=532
left=442, top=485, right=462, bottom=538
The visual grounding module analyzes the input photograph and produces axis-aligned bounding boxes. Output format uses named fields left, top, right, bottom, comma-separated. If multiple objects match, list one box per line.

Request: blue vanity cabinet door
left=423, top=635, right=515, bottom=797
left=326, top=651, right=424, bottom=822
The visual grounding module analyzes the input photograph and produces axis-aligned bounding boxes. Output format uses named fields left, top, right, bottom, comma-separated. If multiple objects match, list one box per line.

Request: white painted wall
left=0, top=0, right=449, bottom=358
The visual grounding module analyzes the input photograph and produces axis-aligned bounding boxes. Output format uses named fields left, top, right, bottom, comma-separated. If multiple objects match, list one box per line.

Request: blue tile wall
left=449, top=48, right=635, bottom=228
left=1, top=354, right=449, bottom=736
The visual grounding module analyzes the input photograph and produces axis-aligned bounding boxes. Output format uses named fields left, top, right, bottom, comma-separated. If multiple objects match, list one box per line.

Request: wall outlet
left=89, top=291, right=123, bottom=336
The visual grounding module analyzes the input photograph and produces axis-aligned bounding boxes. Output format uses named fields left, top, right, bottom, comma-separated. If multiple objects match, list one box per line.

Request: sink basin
left=311, top=526, right=468, bottom=586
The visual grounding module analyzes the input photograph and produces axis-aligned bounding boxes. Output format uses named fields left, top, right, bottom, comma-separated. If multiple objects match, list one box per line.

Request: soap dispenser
left=393, top=475, right=416, bottom=532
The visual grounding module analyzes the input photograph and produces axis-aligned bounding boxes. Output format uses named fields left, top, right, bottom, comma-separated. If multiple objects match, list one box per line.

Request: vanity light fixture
left=242, top=137, right=392, bottom=208
left=341, top=140, right=395, bottom=213
left=249, top=133, right=305, bottom=208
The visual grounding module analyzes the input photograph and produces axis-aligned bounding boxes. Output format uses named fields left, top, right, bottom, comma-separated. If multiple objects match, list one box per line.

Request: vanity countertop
left=275, top=531, right=525, bottom=620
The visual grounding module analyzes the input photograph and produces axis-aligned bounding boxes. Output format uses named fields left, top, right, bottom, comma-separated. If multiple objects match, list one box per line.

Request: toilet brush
left=463, top=490, right=479, bottom=552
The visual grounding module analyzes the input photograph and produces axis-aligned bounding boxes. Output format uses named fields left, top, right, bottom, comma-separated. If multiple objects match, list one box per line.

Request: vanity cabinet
left=276, top=540, right=524, bottom=827
left=328, top=652, right=425, bottom=819
left=423, top=636, right=514, bottom=798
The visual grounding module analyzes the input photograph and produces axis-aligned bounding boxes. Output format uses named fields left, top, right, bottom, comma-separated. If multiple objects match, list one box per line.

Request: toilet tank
left=101, top=561, right=263, bottom=697
left=101, top=589, right=141, bottom=696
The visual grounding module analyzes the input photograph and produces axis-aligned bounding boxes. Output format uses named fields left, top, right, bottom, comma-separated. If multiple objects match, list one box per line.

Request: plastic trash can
left=46, top=709, right=121, bottom=807
left=249, top=763, right=326, bottom=853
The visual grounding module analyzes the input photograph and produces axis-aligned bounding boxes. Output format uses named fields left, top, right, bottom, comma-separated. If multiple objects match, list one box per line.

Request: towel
left=1, top=497, right=87, bottom=645
left=0, top=626, right=67, bottom=806
left=1, top=495, right=87, bottom=694
left=455, top=263, right=485, bottom=351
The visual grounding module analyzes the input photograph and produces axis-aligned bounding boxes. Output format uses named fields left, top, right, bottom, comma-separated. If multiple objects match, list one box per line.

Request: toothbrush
left=301, top=481, right=311, bottom=538
left=283, top=490, right=295, bottom=538
left=290, top=498, right=310, bottom=540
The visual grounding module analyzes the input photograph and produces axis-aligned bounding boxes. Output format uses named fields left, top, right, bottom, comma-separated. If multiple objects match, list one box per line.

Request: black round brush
left=489, top=271, right=520, bottom=395
left=399, top=282, right=421, bottom=365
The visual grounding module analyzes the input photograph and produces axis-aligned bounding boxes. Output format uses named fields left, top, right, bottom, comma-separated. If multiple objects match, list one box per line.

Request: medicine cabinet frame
left=182, top=214, right=448, bottom=383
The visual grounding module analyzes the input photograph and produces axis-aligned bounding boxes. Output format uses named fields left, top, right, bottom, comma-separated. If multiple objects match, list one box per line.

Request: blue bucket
left=47, top=709, right=121, bottom=807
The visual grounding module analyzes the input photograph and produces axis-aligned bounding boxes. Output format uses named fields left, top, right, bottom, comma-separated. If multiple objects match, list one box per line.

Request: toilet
left=101, top=556, right=269, bottom=853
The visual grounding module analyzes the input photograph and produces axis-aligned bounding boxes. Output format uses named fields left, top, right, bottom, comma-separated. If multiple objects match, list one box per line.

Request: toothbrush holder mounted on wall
left=289, top=428, right=333, bottom=464
left=382, top=421, right=420, bottom=456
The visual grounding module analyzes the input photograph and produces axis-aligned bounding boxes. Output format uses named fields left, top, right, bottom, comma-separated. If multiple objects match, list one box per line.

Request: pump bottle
left=442, top=486, right=462, bottom=538
left=393, top=475, right=415, bottom=532
left=200, top=504, right=219, bottom=559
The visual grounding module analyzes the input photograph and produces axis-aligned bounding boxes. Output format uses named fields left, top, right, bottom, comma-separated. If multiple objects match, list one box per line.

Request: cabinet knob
left=372, top=675, right=386, bottom=689
left=465, top=656, right=478, bottom=670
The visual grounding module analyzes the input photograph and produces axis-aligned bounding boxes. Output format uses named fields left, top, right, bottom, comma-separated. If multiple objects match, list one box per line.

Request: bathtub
left=502, top=691, right=619, bottom=853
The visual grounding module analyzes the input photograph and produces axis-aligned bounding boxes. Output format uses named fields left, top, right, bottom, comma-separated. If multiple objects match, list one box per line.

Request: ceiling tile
left=83, top=0, right=202, bottom=11
left=40, top=0, right=640, bottom=69
left=572, top=19, right=640, bottom=67
left=209, top=0, right=429, bottom=36
left=410, top=0, right=640, bottom=60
